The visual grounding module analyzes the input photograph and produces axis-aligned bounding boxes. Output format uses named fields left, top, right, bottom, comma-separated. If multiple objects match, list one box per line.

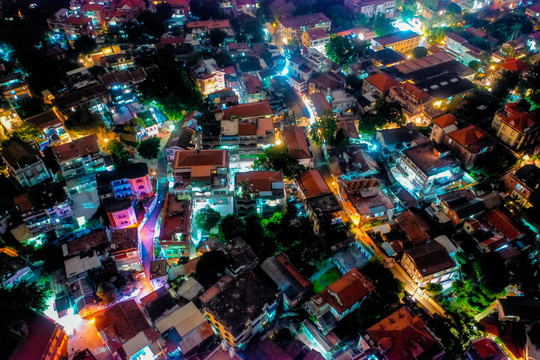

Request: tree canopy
left=74, top=35, right=97, bottom=55
left=309, top=111, right=338, bottom=146
left=193, top=250, right=227, bottom=287
left=474, top=252, right=510, bottom=294
left=325, top=35, right=356, bottom=67
left=64, top=108, right=105, bottom=133
left=0, top=280, right=51, bottom=326
left=194, top=206, right=221, bottom=232
left=219, top=214, right=247, bottom=241
left=358, top=98, right=405, bottom=135
left=374, top=14, right=394, bottom=36
left=137, top=136, right=161, bottom=159
left=107, top=139, right=130, bottom=166
left=253, top=145, right=307, bottom=180
left=412, top=46, right=428, bottom=59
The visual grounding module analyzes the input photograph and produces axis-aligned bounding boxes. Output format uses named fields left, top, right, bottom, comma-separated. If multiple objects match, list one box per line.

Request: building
left=52, top=134, right=105, bottom=178
left=94, top=300, right=163, bottom=360
left=192, top=59, right=226, bottom=96
left=277, top=13, right=331, bottom=42
left=8, top=312, right=68, bottom=360
left=376, top=123, right=428, bottom=158
left=235, top=171, right=285, bottom=216
left=328, top=89, right=357, bottom=113
left=0, top=74, right=32, bottom=103
left=433, top=189, right=491, bottom=226
left=388, top=82, right=432, bottom=122
left=240, top=74, right=265, bottom=103
left=0, top=249, right=31, bottom=286
left=505, top=164, right=540, bottom=208
left=50, top=83, right=110, bottom=116
left=305, top=268, right=374, bottom=333
left=24, top=110, right=70, bottom=150
left=372, top=48, right=406, bottom=67
left=186, top=19, right=232, bottom=37
left=296, top=170, right=342, bottom=234
left=365, top=307, right=444, bottom=360
left=302, top=28, right=331, bottom=51
left=362, top=72, right=399, bottom=98
left=344, top=0, right=395, bottom=18
left=149, top=259, right=168, bottom=289
left=222, top=237, right=259, bottom=277
left=110, top=227, right=142, bottom=271
left=99, top=68, right=147, bottom=106
left=444, top=32, right=484, bottom=65
left=0, top=108, right=22, bottom=136
left=492, top=103, right=540, bottom=151
left=261, top=253, right=311, bottom=309
left=281, top=126, right=312, bottom=166
left=429, top=114, right=458, bottom=144
left=401, top=241, right=457, bottom=286
left=398, top=143, right=462, bottom=195
left=203, top=272, right=278, bottom=347
left=2, top=141, right=51, bottom=188
left=159, top=194, right=191, bottom=260
left=465, top=337, right=507, bottom=360
left=443, top=125, right=495, bottom=169
left=338, top=178, right=395, bottom=226
left=14, top=182, right=73, bottom=236
left=371, top=31, right=422, bottom=53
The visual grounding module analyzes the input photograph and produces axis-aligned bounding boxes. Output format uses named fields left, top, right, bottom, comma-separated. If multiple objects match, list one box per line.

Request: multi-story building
left=388, top=82, right=432, bottom=122
left=24, top=110, right=70, bottom=150
left=240, top=74, right=265, bottom=103
left=362, top=72, right=399, bottom=98
left=338, top=178, right=395, bottom=226
left=202, top=272, right=278, bottom=347
left=444, top=125, right=496, bottom=169
left=52, top=134, right=105, bottom=179
left=110, top=227, right=142, bottom=271
left=433, top=189, right=493, bottom=226
left=172, top=150, right=230, bottom=208
left=159, top=194, right=191, bottom=260
left=371, top=30, right=422, bottom=54
left=505, top=164, right=540, bottom=208
left=444, top=32, right=484, bottom=65
left=429, top=113, right=458, bottom=144
left=0, top=108, right=22, bottom=136
left=1, top=141, right=51, bottom=188
left=0, top=74, right=32, bottom=103
left=235, top=171, right=285, bottom=216
left=305, top=268, right=374, bottom=333
left=344, top=0, right=395, bottom=18
left=186, top=19, right=232, bottom=37
left=401, top=241, right=457, bottom=286
left=99, top=67, right=147, bottom=106
left=281, top=126, right=313, bottom=166
left=192, top=59, right=226, bottom=96
left=63, top=15, right=97, bottom=40
left=50, top=83, right=111, bottom=116
left=277, top=13, right=331, bottom=42
left=301, top=28, right=330, bottom=51
left=492, top=103, right=540, bottom=151
left=13, top=182, right=73, bottom=236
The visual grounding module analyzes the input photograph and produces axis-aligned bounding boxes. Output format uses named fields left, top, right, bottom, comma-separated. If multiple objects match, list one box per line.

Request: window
left=136, top=178, right=143, bottom=183
left=138, top=185, right=145, bottom=190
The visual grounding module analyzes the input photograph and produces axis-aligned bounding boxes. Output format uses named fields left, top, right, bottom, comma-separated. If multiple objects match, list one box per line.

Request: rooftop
left=222, top=101, right=272, bottom=120
left=446, top=125, right=494, bottom=154
left=24, top=110, right=63, bottom=130
left=52, top=134, right=100, bottom=162
left=305, top=27, right=329, bottom=41
left=512, top=164, right=540, bottom=191
left=402, top=143, right=460, bottom=177
left=482, top=209, right=522, bottom=242
left=2, top=141, right=41, bottom=169
left=186, top=19, right=230, bottom=29
left=110, top=227, right=139, bottom=252
left=404, top=241, right=455, bottom=277
left=261, top=253, right=310, bottom=303
left=373, top=30, right=421, bottom=46
left=65, top=229, right=109, bottom=256
left=364, top=73, right=399, bottom=92
left=14, top=182, right=68, bottom=212
left=173, top=149, right=229, bottom=168
left=282, top=126, right=311, bottom=160
left=9, top=312, right=62, bottom=360
left=159, top=194, right=190, bottom=243
left=235, top=171, right=283, bottom=195
left=372, top=48, right=406, bottom=66
left=298, top=170, right=331, bottom=199
left=279, top=12, right=330, bottom=29
left=432, top=113, right=457, bottom=129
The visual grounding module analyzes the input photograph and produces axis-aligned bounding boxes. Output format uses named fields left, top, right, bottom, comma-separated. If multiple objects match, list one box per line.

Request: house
left=492, top=103, right=540, bottom=151
left=398, top=143, right=462, bottom=195
left=344, top=0, right=395, bottom=18
left=401, top=241, right=457, bottom=286
left=172, top=150, right=230, bottom=208
left=296, top=170, right=342, bottom=234
left=376, top=123, right=428, bottom=159
left=365, top=307, right=444, bottom=360
left=203, top=272, right=279, bottom=346
left=338, top=178, right=395, bottom=226
left=149, top=260, right=168, bottom=289
left=62, top=228, right=110, bottom=257
left=261, top=253, right=311, bottom=309
left=14, top=182, right=73, bottom=236
left=192, top=59, right=226, bottom=96
left=94, top=300, right=164, bottom=359
left=0, top=108, right=22, bottom=136
left=302, top=28, right=330, bottom=51
left=330, top=148, right=379, bottom=179
left=281, top=126, right=312, bottom=166
left=110, top=227, right=142, bottom=271
left=52, top=134, right=105, bottom=178
left=362, top=72, right=399, bottom=98
left=526, top=4, right=540, bottom=19
left=240, top=73, right=265, bottom=103
left=153, top=302, right=214, bottom=357
left=0, top=249, right=31, bottom=286
left=222, top=237, right=259, bottom=277
left=371, top=31, right=422, bottom=53
left=465, top=337, right=507, bottom=360
left=444, top=32, right=484, bottom=65
left=235, top=171, right=285, bottom=216
left=99, top=68, right=147, bottom=106
left=8, top=312, right=68, bottom=360
left=50, top=83, right=110, bottom=116
left=496, top=297, right=540, bottom=322
left=395, top=210, right=430, bottom=246
left=433, top=189, right=491, bottom=226
left=429, top=113, right=458, bottom=144
left=277, top=13, right=331, bottom=42
left=1, top=140, right=51, bottom=188
left=305, top=268, right=374, bottom=333
left=388, top=82, right=432, bottom=122
left=165, top=126, right=196, bottom=162
left=444, top=125, right=496, bottom=169
left=68, top=274, right=102, bottom=317
left=328, top=89, right=357, bottom=113
left=483, top=209, right=523, bottom=242
left=159, top=194, right=191, bottom=260
left=0, top=75, right=32, bottom=103
left=186, top=19, right=232, bottom=37
left=24, top=110, right=70, bottom=149
left=371, top=48, right=406, bottom=67
left=505, top=164, right=540, bottom=208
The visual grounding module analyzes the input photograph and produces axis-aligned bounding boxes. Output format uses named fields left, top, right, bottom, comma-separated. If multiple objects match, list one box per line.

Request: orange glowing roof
left=365, top=73, right=399, bottom=92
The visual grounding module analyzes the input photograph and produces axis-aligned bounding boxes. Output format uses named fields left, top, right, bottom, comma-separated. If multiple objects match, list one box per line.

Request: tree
left=468, top=60, right=481, bottom=72
left=426, top=283, right=443, bottom=294
left=97, top=283, right=119, bottom=305
left=358, top=98, right=405, bottom=135
left=15, top=97, right=48, bottom=118
left=253, top=146, right=307, bottom=180
left=475, top=252, right=510, bottom=294
left=107, top=139, right=130, bottom=165
left=412, top=46, right=428, bottom=59
left=492, top=70, right=520, bottom=102
left=137, top=136, right=160, bottom=159
left=155, top=3, right=173, bottom=21
left=346, top=74, right=363, bottom=91
left=446, top=2, right=462, bottom=14
left=12, top=122, right=42, bottom=142
left=219, top=214, right=247, bottom=241
left=193, top=250, right=227, bottom=287
left=194, top=206, right=221, bottom=232
left=73, top=35, right=96, bottom=55
left=309, top=111, right=338, bottom=146
left=325, top=35, right=356, bottom=66
left=374, top=14, right=394, bottom=36
left=0, top=280, right=51, bottom=326
left=209, top=29, right=227, bottom=47
left=214, top=52, right=233, bottom=67
left=65, top=108, right=105, bottom=133
left=137, top=10, right=165, bottom=38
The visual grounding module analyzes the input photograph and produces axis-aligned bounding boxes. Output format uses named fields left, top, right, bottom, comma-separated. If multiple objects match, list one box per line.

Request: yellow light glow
left=275, top=139, right=282, bottom=145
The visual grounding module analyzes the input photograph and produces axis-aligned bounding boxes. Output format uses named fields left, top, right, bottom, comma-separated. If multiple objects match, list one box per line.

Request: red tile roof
left=432, top=113, right=457, bottom=128
left=282, top=126, right=311, bottom=160
left=174, top=149, right=228, bottom=168
left=242, top=73, right=263, bottom=94
left=316, top=268, right=374, bottom=315
left=499, top=58, right=529, bottom=72
left=52, top=134, right=100, bottom=162
left=279, top=12, right=330, bottom=29
left=298, top=170, right=330, bottom=199
left=186, top=19, right=230, bottom=29
left=238, top=121, right=257, bottom=135
left=502, top=111, right=537, bottom=133
left=400, top=82, right=430, bottom=101
left=305, top=28, right=329, bottom=41
left=483, top=209, right=522, bottom=241
left=81, top=3, right=105, bottom=11
left=222, top=101, right=272, bottom=120
left=367, top=307, right=438, bottom=360
left=446, top=124, right=486, bottom=147
left=364, top=73, right=399, bottom=92
left=235, top=171, right=283, bottom=194
left=65, top=15, right=91, bottom=25
left=276, top=253, right=310, bottom=289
